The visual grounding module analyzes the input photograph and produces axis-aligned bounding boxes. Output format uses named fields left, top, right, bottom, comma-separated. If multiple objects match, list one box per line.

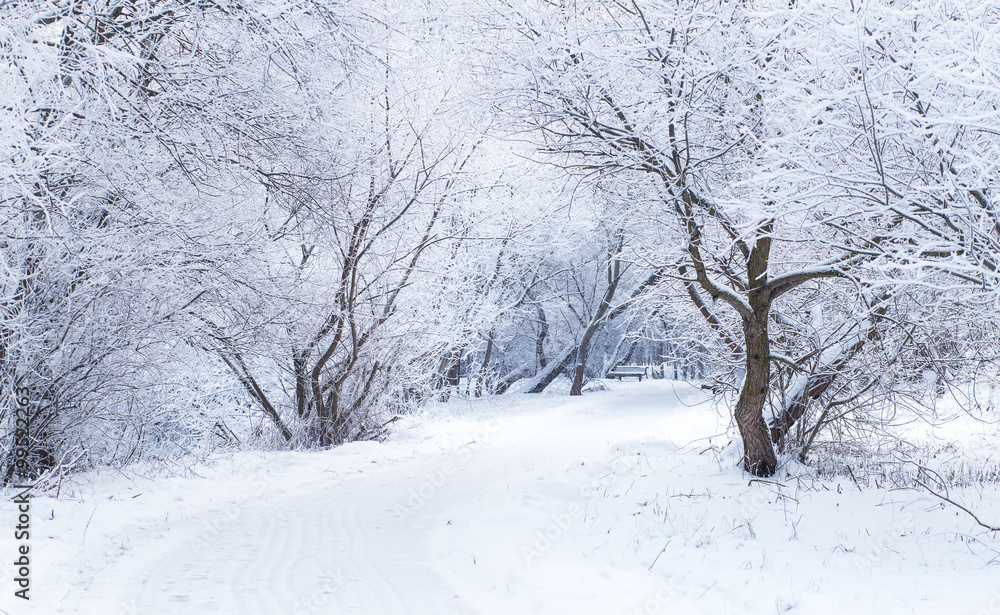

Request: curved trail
left=33, top=381, right=1000, bottom=615
left=73, top=384, right=714, bottom=615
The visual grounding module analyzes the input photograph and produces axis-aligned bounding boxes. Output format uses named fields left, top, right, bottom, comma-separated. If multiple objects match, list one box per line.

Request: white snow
left=2, top=381, right=999, bottom=615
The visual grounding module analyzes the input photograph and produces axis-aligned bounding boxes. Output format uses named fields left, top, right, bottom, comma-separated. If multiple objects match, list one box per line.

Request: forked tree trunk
left=735, top=229, right=778, bottom=477
left=570, top=244, right=624, bottom=396
left=683, top=212, right=781, bottom=477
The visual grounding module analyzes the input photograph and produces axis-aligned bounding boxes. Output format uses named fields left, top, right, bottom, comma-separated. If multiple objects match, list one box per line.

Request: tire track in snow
left=68, top=385, right=701, bottom=615
left=73, top=462, right=474, bottom=615
left=334, top=481, right=411, bottom=613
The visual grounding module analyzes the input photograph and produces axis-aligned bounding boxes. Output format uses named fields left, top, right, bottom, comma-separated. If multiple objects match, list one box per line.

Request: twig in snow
left=647, top=539, right=672, bottom=571
left=81, top=505, right=98, bottom=545
left=621, top=479, right=636, bottom=497
left=846, top=465, right=863, bottom=492
left=748, top=478, right=787, bottom=488
left=913, top=479, right=1000, bottom=533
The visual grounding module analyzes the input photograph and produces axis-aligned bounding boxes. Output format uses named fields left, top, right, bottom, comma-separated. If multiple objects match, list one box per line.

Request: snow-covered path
left=3, top=381, right=1000, bottom=615
left=74, top=383, right=715, bottom=615
left=33, top=388, right=717, bottom=615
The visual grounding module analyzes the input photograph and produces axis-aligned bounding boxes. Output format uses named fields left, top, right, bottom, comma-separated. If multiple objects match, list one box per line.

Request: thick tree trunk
left=445, top=354, right=460, bottom=388
left=535, top=304, right=549, bottom=370
left=475, top=332, right=494, bottom=397
left=293, top=350, right=309, bottom=418
left=525, top=344, right=576, bottom=393
left=570, top=246, right=625, bottom=396
left=735, top=227, right=778, bottom=477
left=493, top=363, right=534, bottom=395
left=735, top=316, right=777, bottom=477
left=569, top=326, right=599, bottom=396
left=434, top=346, right=462, bottom=401
left=569, top=364, right=586, bottom=395
left=313, top=375, right=335, bottom=447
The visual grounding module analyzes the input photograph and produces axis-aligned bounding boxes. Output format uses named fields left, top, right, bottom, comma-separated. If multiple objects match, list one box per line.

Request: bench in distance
left=605, top=365, right=649, bottom=382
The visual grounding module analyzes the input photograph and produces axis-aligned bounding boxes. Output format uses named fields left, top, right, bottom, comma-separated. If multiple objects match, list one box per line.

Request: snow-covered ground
left=2, top=380, right=999, bottom=615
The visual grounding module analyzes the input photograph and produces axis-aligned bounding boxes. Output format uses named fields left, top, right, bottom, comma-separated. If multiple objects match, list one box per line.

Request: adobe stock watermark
left=521, top=453, right=637, bottom=564
left=10, top=383, right=34, bottom=602
left=394, top=418, right=503, bottom=519
left=852, top=512, right=915, bottom=571
left=188, top=458, right=285, bottom=556
left=288, top=568, right=348, bottom=615
left=977, top=590, right=1000, bottom=615
left=521, top=501, right=586, bottom=564
left=117, top=568, right=347, bottom=615
left=623, top=580, right=679, bottom=615
left=736, top=488, right=771, bottom=519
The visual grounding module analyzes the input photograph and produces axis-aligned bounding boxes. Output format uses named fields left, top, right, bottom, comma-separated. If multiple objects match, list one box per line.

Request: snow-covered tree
left=481, top=0, right=941, bottom=475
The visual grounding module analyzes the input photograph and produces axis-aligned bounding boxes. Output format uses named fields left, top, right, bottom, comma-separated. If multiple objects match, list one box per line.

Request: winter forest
left=2, top=0, right=1000, bottom=613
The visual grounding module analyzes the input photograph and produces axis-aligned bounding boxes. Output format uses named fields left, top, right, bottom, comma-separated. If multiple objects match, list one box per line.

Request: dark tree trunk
left=445, top=353, right=460, bottom=388
left=313, top=373, right=334, bottom=446
left=475, top=332, right=494, bottom=397
left=434, top=346, right=463, bottom=401
left=569, top=324, right=600, bottom=396
left=525, top=344, right=576, bottom=393
left=734, top=229, right=778, bottom=477
left=735, top=315, right=777, bottom=477
left=293, top=350, right=309, bottom=418
left=570, top=243, right=624, bottom=396
left=493, top=363, right=534, bottom=395
left=535, top=304, right=549, bottom=370
left=569, top=365, right=585, bottom=395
